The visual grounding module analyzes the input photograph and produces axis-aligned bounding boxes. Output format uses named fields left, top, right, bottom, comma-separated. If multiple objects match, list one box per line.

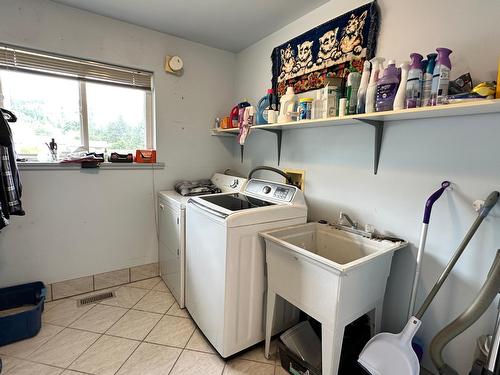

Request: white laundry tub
left=261, top=222, right=407, bottom=375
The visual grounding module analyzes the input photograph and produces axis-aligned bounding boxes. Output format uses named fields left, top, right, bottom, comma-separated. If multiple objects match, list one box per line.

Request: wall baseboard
left=46, top=262, right=159, bottom=301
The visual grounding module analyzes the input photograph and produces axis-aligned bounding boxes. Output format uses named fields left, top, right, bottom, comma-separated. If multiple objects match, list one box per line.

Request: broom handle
left=415, top=191, right=499, bottom=320
left=409, top=181, right=451, bottom=319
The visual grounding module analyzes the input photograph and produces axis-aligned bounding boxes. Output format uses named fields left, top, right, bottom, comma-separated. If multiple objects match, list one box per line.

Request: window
left=0, top=44, right=154, bottom=160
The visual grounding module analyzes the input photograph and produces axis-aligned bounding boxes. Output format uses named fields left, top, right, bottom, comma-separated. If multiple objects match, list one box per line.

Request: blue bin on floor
left=0, top=282, right=46, bottom=346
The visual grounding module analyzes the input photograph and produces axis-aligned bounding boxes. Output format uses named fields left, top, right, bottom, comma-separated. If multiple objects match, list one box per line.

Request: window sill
left=18, top=162, right=165, bottom=171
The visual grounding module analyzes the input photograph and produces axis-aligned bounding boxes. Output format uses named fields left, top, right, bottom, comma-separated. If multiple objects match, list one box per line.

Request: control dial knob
left=262, top=186, right=272, bottom=194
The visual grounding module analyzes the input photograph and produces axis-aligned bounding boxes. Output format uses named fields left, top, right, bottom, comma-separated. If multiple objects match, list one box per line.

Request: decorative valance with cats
left=271, top=1, right=379, bottom=96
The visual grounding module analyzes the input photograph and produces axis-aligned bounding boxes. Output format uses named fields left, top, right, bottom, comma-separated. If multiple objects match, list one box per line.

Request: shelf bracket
left=261, top=129, right=283, bottom=165
left=356, top=119, right=384, bottom=175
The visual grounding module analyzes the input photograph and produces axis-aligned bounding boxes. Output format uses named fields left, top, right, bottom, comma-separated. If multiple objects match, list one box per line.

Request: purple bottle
left=376, top=60, right=400, bottom=112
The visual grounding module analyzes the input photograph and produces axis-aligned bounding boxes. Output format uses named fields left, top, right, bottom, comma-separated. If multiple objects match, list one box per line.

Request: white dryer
left=185, top=179, right=308, bottom=357
left=157, top=173, right=247, bottom=308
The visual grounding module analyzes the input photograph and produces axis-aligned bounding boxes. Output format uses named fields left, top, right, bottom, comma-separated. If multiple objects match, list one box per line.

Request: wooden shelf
left=211, top=99, right=500, bottom=173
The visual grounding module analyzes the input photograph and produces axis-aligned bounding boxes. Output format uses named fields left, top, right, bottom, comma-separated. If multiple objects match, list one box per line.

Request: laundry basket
left=0, top=281, right=46, bottom=346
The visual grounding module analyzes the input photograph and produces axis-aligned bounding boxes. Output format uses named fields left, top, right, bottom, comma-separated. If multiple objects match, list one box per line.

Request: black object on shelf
left=81, top=161, right=101, bottom=168
left=109, top=152, right=133, bottom=163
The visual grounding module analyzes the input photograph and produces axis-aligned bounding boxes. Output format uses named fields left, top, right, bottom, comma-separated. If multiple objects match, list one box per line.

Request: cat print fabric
left=271, top=2, right=379, bottom=96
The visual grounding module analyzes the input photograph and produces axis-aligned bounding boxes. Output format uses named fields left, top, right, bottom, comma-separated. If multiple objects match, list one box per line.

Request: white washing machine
left=157, top=173, right=247, bottom=308
left=185, top=178, right=308, bottom=357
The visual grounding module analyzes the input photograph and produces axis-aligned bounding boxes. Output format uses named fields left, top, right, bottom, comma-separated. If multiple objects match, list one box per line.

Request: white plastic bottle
left=311, top=90, right=324, bottom=119
left=356, top=61, right=371, bottom=114
left=346, top=70, right=361, bottom=115
left=394, top=61, right=410, bottom=111
left=365, top=57, right=385, bottom=113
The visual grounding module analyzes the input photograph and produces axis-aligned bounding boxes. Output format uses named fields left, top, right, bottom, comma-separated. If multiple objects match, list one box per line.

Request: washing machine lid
left=198, top=193, right=275, bottom=212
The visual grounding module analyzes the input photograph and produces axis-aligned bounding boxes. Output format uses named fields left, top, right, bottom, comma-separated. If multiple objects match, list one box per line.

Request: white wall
left=0, top=0, right=236, bottom=285
left=232, top=0, right=500, bottom=373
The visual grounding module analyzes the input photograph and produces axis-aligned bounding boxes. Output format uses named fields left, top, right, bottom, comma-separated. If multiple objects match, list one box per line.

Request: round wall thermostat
left=167, top=55, right=183, bottom=72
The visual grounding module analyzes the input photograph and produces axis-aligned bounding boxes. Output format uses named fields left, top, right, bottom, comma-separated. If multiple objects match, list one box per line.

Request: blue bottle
left=421, top=53, right=437, bottom=107
left=256, top=89, right=275, bottom=125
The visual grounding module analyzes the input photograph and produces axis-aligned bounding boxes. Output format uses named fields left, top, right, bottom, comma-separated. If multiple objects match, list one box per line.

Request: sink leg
left=265, top=291, right=276, bottom=359
left=374, top=298, right=384, bottom=334
left=322, top=322, right=345, bottom=375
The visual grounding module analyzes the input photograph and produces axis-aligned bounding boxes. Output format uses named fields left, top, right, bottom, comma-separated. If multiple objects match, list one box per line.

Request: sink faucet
left=340, top=212, right=357, bottom=229
left=331, top=212, right=373, bottom=239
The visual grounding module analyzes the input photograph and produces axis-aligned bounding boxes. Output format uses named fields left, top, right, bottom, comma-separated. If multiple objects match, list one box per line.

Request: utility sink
left=261, top=222, right=407, bottom=375
left=263, top=222, right=406, bottom=272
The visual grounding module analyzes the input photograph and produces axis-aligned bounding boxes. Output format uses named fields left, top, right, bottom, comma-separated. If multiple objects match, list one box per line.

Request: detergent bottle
left=229, top=100, right=250, bottom=128
left=421, top=53, right=437, bottom=106
left=277, top=87, right=298, bottom=123
left=256, top=89, right=276, bottom=125
left=405, top=53, right=424, bottom=108
left=229, top=106, right=239, bottom=128
left=375, top=59, right=399, bottom=112
left=366, top=57, right=385, bottom=113
left=394, top=61, right=410, bottom=111
left=430, top=48, right=452, bottom=106
left=356, top=60, right=371, bottom=114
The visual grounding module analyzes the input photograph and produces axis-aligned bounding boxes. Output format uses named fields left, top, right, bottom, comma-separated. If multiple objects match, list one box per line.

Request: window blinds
left=0, top=44, right=153, bottom=90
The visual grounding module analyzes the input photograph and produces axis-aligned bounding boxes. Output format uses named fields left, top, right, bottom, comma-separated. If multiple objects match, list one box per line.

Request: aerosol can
left=430, top=48, right=453, bottom=106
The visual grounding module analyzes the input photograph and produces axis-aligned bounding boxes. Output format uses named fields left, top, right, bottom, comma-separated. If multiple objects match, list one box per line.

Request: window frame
left=0, top=44, right=155, bottom=158
left=77, top=80, right=155, bottom=152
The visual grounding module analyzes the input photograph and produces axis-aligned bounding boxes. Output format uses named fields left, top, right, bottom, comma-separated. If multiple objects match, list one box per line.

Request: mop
left=358, top=190, right=499, bottom=375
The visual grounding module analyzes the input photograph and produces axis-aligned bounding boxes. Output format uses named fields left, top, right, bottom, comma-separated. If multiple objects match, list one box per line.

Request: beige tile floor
left=0, top=277, right=285, bottom=375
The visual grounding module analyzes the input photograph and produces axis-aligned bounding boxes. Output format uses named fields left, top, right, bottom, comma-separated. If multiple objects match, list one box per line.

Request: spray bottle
left=405, top=53, right=424, bottom=108
left=346, top=67, right=361, bottom=115
left=430, top=48, right=452, bottom=106
left=356, top=60, right=371, bottom=114
left=365, top=57, right=385, bottom=113
left=421, top=53, right=437, bottom=106
left=375, top=60, right=399, bottom=112
left=394, top=61, right=410, bottom=111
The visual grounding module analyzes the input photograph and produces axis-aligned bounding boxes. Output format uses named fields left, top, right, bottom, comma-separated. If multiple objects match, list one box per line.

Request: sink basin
left=262, top=222, right=406, bottom=272
left=261, top=222, right=407, bottom=375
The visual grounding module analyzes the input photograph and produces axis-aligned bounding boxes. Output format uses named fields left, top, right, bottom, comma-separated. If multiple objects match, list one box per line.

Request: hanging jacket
left=0, top=108, right=24, bottom=221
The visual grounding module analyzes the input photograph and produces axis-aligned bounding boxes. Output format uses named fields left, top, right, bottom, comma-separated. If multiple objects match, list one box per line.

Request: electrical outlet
left=283, top=168, right=305, bottom=191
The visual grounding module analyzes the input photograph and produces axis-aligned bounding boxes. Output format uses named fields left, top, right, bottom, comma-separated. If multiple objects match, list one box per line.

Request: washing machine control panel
left=245, top=179, right=296, bottom=202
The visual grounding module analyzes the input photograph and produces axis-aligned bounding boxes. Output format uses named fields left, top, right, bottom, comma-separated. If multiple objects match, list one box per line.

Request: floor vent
left=77, top=291, right=115, bottom=306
